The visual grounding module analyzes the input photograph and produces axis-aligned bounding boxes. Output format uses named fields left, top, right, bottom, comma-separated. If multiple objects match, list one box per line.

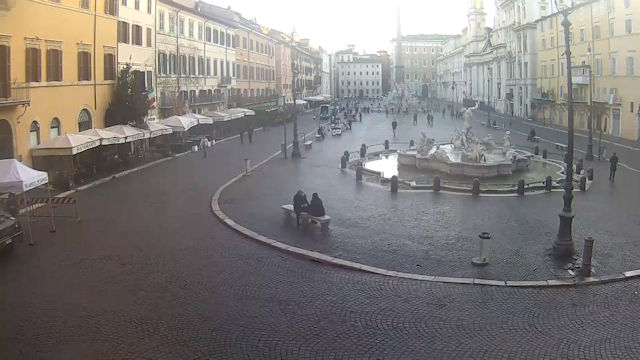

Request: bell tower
left=467, top=0, right=486, bottom=39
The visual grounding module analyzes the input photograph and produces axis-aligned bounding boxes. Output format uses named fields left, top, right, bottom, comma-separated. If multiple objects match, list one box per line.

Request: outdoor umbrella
left=159, top=116, right=198, bottom=132
left=79, top=128, right=126, bottom=145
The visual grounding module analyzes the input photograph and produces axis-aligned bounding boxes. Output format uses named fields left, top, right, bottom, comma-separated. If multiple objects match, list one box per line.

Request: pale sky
left=205, top=0, right=496, bottom=53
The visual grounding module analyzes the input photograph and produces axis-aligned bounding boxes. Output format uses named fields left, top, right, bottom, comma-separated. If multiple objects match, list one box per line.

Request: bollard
left=244, top=158, right=251, bottom=175
left=579, top=175, right=587, bottom=191
left=384, top=140, right=389, bottom=150
left=534, top=145, right=540, bottom=156
left=340, top=155, right=347, bottom=169
left=580, top=237, right=595, bottom=277
left=409, top=139, right=415, bottom=148
left=542, top=148, right=548, bottom=159
left=545, top=176, right=553, bottom=191
left=356, top=165, right=363, bottom=182
left=586, top=167, right=594, bottom=181
left=390, top=175, right=398, bottom=193
left=472, top=178, right=480, bottom=196
left=344, top=150, right=350, bottom=161
left=360, top=144, right=367, bottom=158
left=517, top=179, right=525, bottom=195
left=433, top=175, right=441, bottom=192
left=472, top=232, right=491, bottom=266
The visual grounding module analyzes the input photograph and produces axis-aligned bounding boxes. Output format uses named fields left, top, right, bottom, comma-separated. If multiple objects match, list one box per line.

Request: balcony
left=219, top=76, right=234, bottom=87
left=0, top=82, right=30, bottom=107
left=189, top=93, right=224, bottom=106
left=571, top=65, right=591, bottom=85
left=158, top=95, right=184, bottom=109
left=228, top=94, right=279, bottom=107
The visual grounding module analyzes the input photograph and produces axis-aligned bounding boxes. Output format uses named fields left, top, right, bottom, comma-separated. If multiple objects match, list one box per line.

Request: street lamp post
left=451, top=78, right=456, bottom=117
left=487, top=77, right=491, bottom=127
left=586, top=45, right=594, bottom=160
left=554, top=6, right=576, bottom=257
left=290, top=33, right=301, bottom=159
left=282, top=95, right=287, bottom=159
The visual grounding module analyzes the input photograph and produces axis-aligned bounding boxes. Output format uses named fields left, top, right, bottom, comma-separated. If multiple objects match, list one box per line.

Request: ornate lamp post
left=554, top=1, right=576, bottom=257
left=290, top=32, right=301, bottom=159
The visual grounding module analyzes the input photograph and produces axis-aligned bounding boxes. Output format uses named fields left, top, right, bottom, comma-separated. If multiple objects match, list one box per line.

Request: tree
left=105, top=64, right=150, bottom=127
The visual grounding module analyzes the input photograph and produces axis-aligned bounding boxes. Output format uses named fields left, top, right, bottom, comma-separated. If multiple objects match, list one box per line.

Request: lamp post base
left=554, top=210, right=575, bottom=257
left=585, top=143, right=594, bottom=161
left=291, top=140, right=301, bottom=159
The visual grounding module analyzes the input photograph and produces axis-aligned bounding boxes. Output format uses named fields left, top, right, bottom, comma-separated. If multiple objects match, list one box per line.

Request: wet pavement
left=221, top=105, right=640, bottom=281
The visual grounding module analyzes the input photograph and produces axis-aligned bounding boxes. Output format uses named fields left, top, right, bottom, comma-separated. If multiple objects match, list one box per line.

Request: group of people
left=293, top=190, right=325, bottom=227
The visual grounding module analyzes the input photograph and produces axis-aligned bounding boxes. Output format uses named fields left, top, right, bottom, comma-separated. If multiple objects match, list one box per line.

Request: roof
left=392, top=34, right=457, bottom=43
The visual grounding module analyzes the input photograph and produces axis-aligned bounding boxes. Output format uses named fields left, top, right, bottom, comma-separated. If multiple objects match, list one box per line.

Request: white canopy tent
left=79, top=128, right=126, bottom=145
left=143, top=122, right=173, bottom=138
left=105, top=124, right=148, bottom=142
left=0, top=159, right=56, bottom=244
left=183, top=113, right=214, bottom=124
left=31, top=133, right=101, bottom=156
left=159, top=115, right=198, bottom=132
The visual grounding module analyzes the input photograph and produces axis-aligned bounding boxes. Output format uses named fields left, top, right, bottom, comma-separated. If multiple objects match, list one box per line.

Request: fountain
left=397, top=104, right=530, bottom=178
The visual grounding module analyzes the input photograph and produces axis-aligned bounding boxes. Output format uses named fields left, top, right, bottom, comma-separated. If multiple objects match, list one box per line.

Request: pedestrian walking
left=239, top=130, right=244, bottom=144
left=248, top=128, right=253, bottom=143
left=442, top=108, right=446, bottom=117
left=609, top=152, right=619, bottom=182
left=359, top=112, right=362, bottom=122
left=392, top=120, right=398, bottom=137
left=293, top=189, right=309, bottom=228
left=413, top=112, right=418, bottom=125
left=201, top=138, right=207, bottom=158
left=386, top=108, right=389, bottom=117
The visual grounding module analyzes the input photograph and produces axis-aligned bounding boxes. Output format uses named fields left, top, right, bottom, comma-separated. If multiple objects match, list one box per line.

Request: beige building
left=534, top=0, right=640, bottom=140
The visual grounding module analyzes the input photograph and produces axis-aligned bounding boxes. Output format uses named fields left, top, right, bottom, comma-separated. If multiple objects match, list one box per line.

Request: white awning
left=144, top=122, right=174, bottom=137
left=183, top=113, right=214, bottom=124
left=159, top=115, right=198, bottom=132
left=79, top=128, right=126, bottom=145
left=303, top=96, right=325, bottom=102
left=220, top=109, right=245, bottom=119
left=203, top=111, right=232, bottom=122
left=104, top=124, right=148, bottom=142
left=31, top=133, right=102, bottom=156
left=0, top=159, right=49, bottom=193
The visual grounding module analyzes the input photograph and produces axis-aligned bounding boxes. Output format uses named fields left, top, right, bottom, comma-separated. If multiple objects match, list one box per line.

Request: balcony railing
left=220, top=76, right=233, bottom=86
left=571, top=65, right=591, bottom=85
left=158, top=95, right=184, bottom=109
left=0, top=82, right=30, bottom=107
left=229, top=94, right=279, bottom=106
left=189, top=93, right=224, bottom=105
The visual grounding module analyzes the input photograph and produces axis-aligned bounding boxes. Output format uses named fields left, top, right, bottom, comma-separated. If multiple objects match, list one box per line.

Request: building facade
left=534, top=0, right=640, bottom=140
left=118, top=0, right=156, bottom=119
left=335, top=47, right=383, bottom=99
left=271, top=30, right=293, bottom=103
left=155, top=0, right=237, bottom=118
left=0, top=0, right=117, bottom=164
left=320, top=48, right=331, bottom=97
left=392, top=34, right=454, bottom=98
left=437, top=35, right=466, bottom=105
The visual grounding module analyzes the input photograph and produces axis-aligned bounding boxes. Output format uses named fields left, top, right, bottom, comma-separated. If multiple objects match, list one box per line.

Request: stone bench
left=555, top=143, right=567, bottom=151
left=281, top=204, right=330, bottom=233
left=531, top=136, right=541, bottom=142
left=315, top=134, right=323, bottom=141
left=304, top=140, right=313, bottom=149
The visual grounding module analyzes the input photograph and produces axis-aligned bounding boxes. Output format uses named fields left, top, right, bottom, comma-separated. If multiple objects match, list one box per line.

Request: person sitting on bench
left=293, top=189, right=309, bottom=227
left=528, top=128, right=536, bottom=141
left=307, top=193, right=325, bottom=217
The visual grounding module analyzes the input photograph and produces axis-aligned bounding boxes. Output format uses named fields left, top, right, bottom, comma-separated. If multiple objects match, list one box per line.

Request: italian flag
left=608, top=93, right=617, bottom=105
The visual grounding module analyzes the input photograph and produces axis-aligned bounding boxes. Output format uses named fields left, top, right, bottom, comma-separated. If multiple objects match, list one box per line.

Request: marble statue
left=417, top=132, right=436, bottom=156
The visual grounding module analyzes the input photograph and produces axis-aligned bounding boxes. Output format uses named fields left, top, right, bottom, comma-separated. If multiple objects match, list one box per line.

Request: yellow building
left=534, top=0, right=640, bottom=141
left=0, top=0, right=117, bottom=164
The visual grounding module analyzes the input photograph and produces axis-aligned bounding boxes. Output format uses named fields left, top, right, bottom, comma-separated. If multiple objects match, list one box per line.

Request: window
left=50, top=118, right=60, bottom=139
left=594, top=25, right=601, bottom=40
left=29, top=121, right=40, bottom=148
left=542, top=64, right=547, bottom=77
left=250, top=39, right=253, bottom=51
left=220, top=32, right=225, bottom=46
left=626, top=19, right=632, bottom=34
left=157, top=52, right=166, bottom=75
left=206, top=58, right=211, bottom=76
left=132, top=24, right=143, bottom=46
left=104, top=0, right=116, bottom=15
left=226, top=33, right=231, bottom=47
left=625, top=0, right=631, bottom=9
left=197, top=23, right=203, bottom=40
left=159, top=11, right=165, bottom=31
left=213, top=59, right=218, bottom=76
left=627, top=56, right=634, bottom=75
left=168, top=14, right=175, bottom=34
left=580, top=28, right=585, bottom=41
left=180, top=54, right=187, bottom=75
left=25, top=47, right=41, bottom=82
left=198, top=56, right=204, bottom=76
left=611, top=57, right=616, bottom=75
left=213, top=29, right=219, bottom=44
left=146, top=28, right=152, bottom=47
left=610, top=22, right=615, bottom=37
left=169, top=54, right=176, bottom=74
left=550, top=35, right=555, bottom=47
left=242, top=37, right=247, bottom=49
left=78, top=109, right=92, bottom=132
left=77, top=50, right=91, bottom=81
left=118, top=21, right=130, bottom=43
left=80, top=0, right=90, bottom=10
left=431, top=60, right=435, bottom=66
left=551, top=63, right=555, bottom=77
left=147, top=0, right=151, bottom=13
left=46, top=48, right=62, bottom=81
left=188, top=20, right=194, bottom=38
left=134, top=0, right=139, bottom=10
left=121, top=0, right=126, bottom=5
left=595, top=58, right=602, bottom=76
left=178, top=17, right=184, bottom=36
left=188, top=55, right=195, bottom=75
left=104, top=53, right=115, bottom=80
left=541, top=39, right=546, bottom=49
left=206, top=27, right=211, bottom=42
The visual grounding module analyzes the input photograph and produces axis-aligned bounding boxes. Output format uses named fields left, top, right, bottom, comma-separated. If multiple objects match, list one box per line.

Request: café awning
left=105, top=124, right=147, bottom=142
left=143, top=122, right=173, bottom=137
left=204, top=111, right=232, bottom=122
left=31, top=133, right=101, bottom=156
left=159, top=115, right=198, bottom=132
left=220, top=108, right=246, bottom=119
left=183, top=113, right=214, bottom=124
left=79, top=128, right=126, bottom=145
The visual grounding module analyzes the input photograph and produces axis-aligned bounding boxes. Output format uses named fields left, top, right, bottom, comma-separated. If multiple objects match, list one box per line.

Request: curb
left=210, top=138, right=640, bottom=288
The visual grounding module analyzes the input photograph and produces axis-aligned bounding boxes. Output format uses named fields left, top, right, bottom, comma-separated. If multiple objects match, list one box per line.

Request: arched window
left=50, top=118, right=61, bottom=138
left=29, top=121, right=40, bottom=148
left=78, top=109, right=92, bottom=132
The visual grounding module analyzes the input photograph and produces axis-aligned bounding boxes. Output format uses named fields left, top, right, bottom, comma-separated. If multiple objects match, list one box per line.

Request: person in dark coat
left=392, top=120, right=398, bottom=137
left=248, top=128, right=253, bottom=143
left=307, top=193, right=325, bottom=217
left=609, top=152, right=619, bottom=182
left=5, top=193, right=19, bottom=218
left=359, top=112, right=362, bottom=122
left=293, top=189, right=309, bottom=227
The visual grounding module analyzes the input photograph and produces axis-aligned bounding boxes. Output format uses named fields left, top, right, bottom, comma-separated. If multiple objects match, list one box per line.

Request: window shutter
left=58, top=50, right=63, bottom=81
left=37, top=49, right=41, bottom=82
left=26, top=48, right=32, bottom=82
left=78, top=52, right=83, bottom=80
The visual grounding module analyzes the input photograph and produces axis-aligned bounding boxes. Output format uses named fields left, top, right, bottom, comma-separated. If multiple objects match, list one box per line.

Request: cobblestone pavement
left=221, top=106, right=640, bottom=281
left=2, top=110, right=640, bottom=359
